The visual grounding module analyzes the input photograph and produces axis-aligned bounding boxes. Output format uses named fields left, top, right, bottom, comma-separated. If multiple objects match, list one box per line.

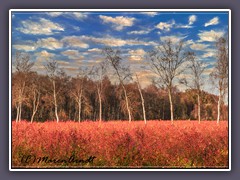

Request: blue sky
left=11, top=10, right=229, bottom=92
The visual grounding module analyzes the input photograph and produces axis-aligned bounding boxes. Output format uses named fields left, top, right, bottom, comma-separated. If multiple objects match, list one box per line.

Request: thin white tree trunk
left=31, top=91, right=36, bottom=123
left=19, top=81, right=25, bottom=122
left=53, top=80, right=59, bottom=123
left=136, top=74, right=146, bottom=124
left=217, top=90, right=221, bottom=124
left=78, top=98, right=82, bottom=123
left=16, top=104, right=19, bottom=122
left=19, top=102, right=22, bottom=122
left=31, top=91, right=40, bottom=123
left=113, top=67, right=132, bottom=122
left=139, top=88, right=146, bottom=124
left=78, top=89, right=83, bottom=123
left=31, top=112, right=36, bottom=123
left=98, top=88, right=102, bottom=122
left=99, top=97, right=102, bottom=122
left=197, top=93, right=201, bottom=124
left=168, top=88, right=174, bottom=124
left=122, top=84, right=132, bottom=122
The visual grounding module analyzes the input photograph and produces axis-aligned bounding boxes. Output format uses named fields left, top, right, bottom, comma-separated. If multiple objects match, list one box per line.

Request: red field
left=12, top=120, right=228, bottom=168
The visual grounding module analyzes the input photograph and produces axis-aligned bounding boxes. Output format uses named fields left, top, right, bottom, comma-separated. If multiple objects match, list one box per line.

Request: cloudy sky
left=11, top=10, right=229, bottom=92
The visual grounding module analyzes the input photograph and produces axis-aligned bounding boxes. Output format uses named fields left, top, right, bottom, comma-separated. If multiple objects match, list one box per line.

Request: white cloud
left=134, top=70, right=158, bottom=88
left=156, top=20, right=175, bottom=32
left=88, top=48, right=102, bottom=53
left=188, top=15, right=197, bottom=25
left=174, top=15, right=196, bottom=29
left=80, top=35, right=157, bottom=47
left=13, top=44, right=36, bottom=51
left=13, top=38, right=63, bottom=52
left=99, top=15, right=135, bottom=31
left=159, top=16, right=195, bottom=30
left=127, top=39, right=157, bottom=46
left=201, top=47, right=217, bottom=58
left=204, top=17, right=219, bottom=27
left=156, top=17, right=195, bottom=31
left=202, top=51, right=215, bottom=58
left=128, top=49, right=146, bottom=61
left=70, top=12, right=88, bottom=20
left=17, top=18, right=64, bottom=35
left=140, top=12, right=158, bottom=17
left=61, top=36, right=89, bottom=48
left=46, top=12, right=88, bottom=20
left=58, top=60, right=70, bottom=65
left=201, top=67, right=215, bottom=77
left=185, top=39, right=194, bottom=45
left=128, top=29, right=151, bottom=35
left=46, top=12, right=64, bottom=17
left=81, top=36, right=126, bottom=46
left=176, top=24, right=193, bottom=29
left=36, top=37, right=63, bottom=50
left=160, top=35, right=186, bottom=44
left=61, top=49, right=79, bottom=56
left=72, top=26, right=80, bottom=31
left=190, top=43, right=209, bottom=51
left=35, top=50, right=55, bottom=58
left=198, top=30, right=224, bottom=42
left=61, top=50, right=84, bottom=60
left=34, top=50, right=55, bottom=65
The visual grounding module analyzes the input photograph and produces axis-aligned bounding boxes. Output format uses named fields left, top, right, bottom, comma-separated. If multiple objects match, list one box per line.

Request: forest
left=11, top=37, right=228, bottom=123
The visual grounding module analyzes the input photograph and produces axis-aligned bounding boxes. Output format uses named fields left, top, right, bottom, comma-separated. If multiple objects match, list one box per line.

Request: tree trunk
left=197, top=93, right=201, bottom=124
left=168, top=88, right=174, bottom=124
left=122, top=84, right=132, bottom=122
left=54, top=103, right=59, bottom=123
left=140, top=90, right=146, bottom=124
left=136, top=75, right=146, bottom=124
left=16, top=104, right=19, bottom=122
left=31, top=91, right=40, bottom=123
left=78, top=101, right=81, bottom=123
left=114, top=67, right=132, bottom=122
left=31, top=111, right=36, bottom=123
left=31, top=92, right=36, bottom=123
left=53, top=80, right=59, bottom=123
left=217, top=90, right=221, bottom=124
left=98, top=88, right=102, bottom=122
left=78, top=89, right=83, bottom=123
left=19, top=102, right=22, bottom=122
left=18, top=81, right=25, bottom=122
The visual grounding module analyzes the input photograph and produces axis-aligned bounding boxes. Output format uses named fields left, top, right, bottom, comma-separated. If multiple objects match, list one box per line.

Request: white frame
left=9, top=9, right=231, bottom=171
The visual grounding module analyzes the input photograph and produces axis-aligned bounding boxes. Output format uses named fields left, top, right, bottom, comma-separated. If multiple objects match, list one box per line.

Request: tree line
left=12, top=37, right=228, bottom=123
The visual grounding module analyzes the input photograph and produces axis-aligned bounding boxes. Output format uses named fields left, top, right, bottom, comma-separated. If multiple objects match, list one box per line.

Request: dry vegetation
left=12, top=120, right=228, bottom=168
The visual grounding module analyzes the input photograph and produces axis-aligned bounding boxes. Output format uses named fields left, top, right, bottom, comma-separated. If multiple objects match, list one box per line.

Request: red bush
left=11, top=120, right=228, bottom=168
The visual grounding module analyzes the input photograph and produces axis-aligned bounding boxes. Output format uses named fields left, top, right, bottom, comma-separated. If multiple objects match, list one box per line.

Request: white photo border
left=9, top=9, right=231, bottom=172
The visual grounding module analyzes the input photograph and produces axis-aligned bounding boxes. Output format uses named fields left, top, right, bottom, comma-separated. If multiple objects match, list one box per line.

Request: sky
left=11, top=10, right=229, bottom=93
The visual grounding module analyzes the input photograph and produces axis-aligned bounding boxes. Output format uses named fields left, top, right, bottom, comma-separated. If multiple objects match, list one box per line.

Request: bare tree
left=27, top=73, right=41, bottom=123
left=13, top=52, right=34, bottom=122
left=91, top=62, right=107, bottom=122
left=70, top=67, right=89, bottom=123
left=135, top=73, right=147, bottom=124
left=102, top=47, right=133, bottom=122
left=148, top=39, right=189, bottom=124
left=30, top=87, right=40, bottom=123
left=44, top=60, right=60, bottom=123
left=180, top=52, right=206, bottom=123
left=210, top=37, right=228, bottom=124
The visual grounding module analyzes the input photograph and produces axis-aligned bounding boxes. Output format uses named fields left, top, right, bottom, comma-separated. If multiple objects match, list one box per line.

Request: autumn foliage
left=12, top=120, right=228, bottom=168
